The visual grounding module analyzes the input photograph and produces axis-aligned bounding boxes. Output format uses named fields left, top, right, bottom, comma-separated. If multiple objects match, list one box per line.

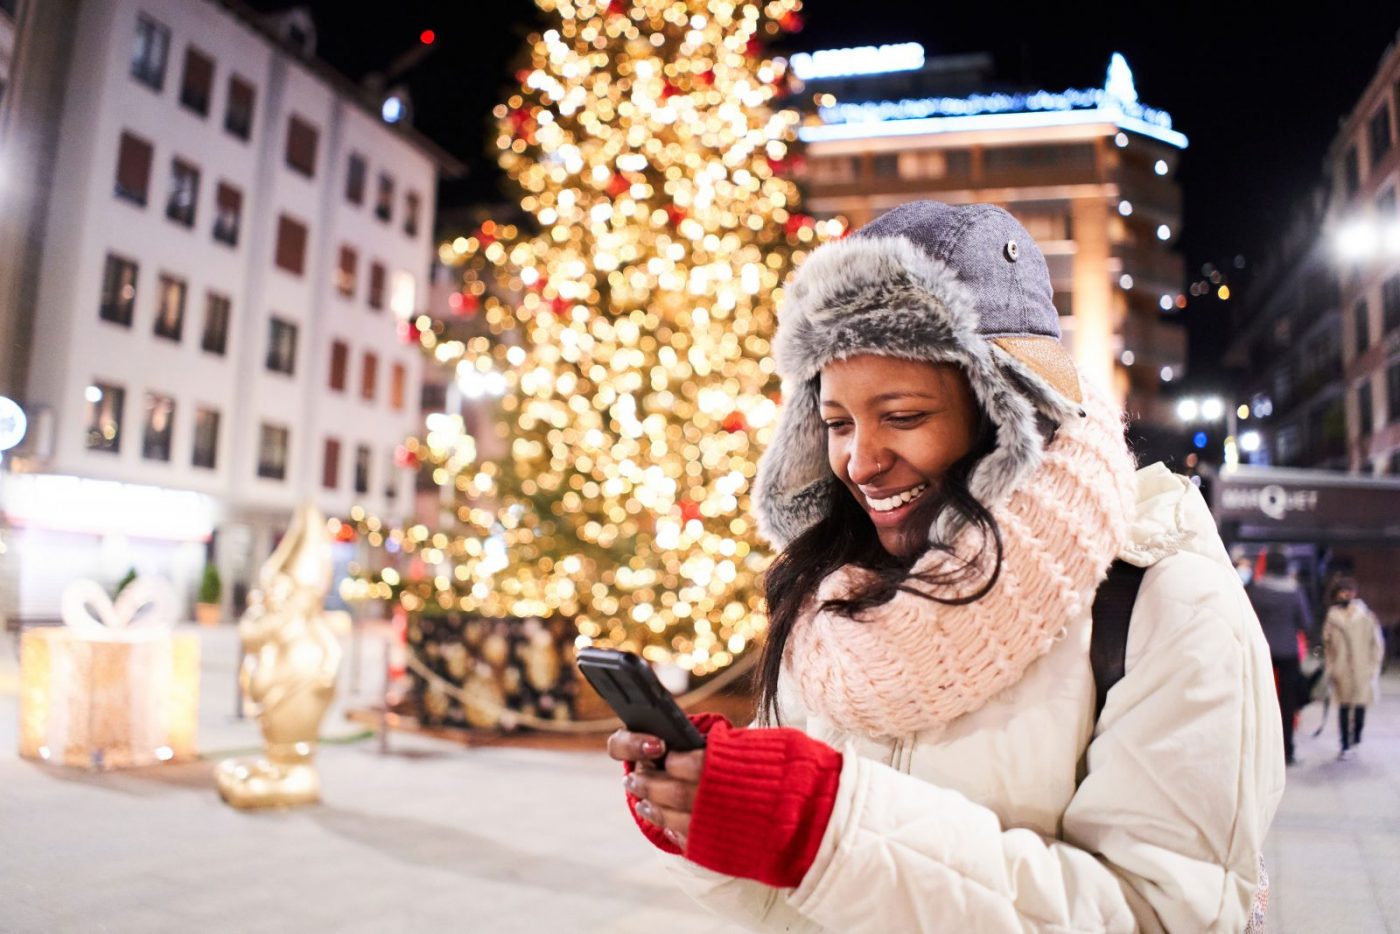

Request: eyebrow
left=820, top=391, right=938, bottom=408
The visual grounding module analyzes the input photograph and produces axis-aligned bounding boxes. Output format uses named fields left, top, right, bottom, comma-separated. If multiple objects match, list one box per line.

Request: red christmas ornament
left=662, top=81, right=682, bottom=100
left=784, top=213, right=814, bottom=237
left=722, top=412, right=748, bottom=433
left=606, top=173, right=632, bottom=198
left=450, top=292, right=480, bottom=317
left=394, top=445, right=420, bottom=469
left=745, top=38, right=764, bottom=58
left=550, top=296, right=570, bottom=316
left=679, top=499, right=702, bottom=523
left=397, top=319, right=421, bottom=345
left=665, top=204, right=687, bottom=226
left=778, top=11, right=804, bottom=32
left=607, top=0, right=627, bottom=15
left=516, top=69, right=532, bottom=85
left=696, top=69, right=716, bottom=87
left=334, top=522, right=357, bottom=544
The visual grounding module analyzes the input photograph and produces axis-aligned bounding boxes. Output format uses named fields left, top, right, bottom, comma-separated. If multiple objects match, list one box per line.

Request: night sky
left=254, top=0, right=1400, bottom=375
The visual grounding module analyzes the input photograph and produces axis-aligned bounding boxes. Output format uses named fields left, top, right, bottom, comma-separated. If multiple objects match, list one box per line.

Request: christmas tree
left=346, top=0, right=841, bottom=681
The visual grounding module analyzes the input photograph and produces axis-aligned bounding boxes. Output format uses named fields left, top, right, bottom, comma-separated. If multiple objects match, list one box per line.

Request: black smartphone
left=577, top=647, right=706, bottom=752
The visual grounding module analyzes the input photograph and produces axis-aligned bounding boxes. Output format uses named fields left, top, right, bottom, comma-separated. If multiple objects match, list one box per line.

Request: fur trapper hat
left=754, top=200, right=1087, bottom=549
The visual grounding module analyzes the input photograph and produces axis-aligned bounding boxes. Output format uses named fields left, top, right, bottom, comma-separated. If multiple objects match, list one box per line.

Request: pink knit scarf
left=786, top=386, right=1138, bottom=737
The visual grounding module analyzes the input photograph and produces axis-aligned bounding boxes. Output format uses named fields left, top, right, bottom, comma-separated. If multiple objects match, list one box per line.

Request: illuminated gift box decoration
left=18, top=578, right=199, bottom=769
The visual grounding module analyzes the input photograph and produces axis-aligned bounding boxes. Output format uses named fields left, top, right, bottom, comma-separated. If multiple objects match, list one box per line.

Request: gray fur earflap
left=754, top=232, right=1082, bottom=550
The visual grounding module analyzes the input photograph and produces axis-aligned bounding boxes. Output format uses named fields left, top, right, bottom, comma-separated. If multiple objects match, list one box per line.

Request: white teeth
left=866, top=483, right=928, bottom=512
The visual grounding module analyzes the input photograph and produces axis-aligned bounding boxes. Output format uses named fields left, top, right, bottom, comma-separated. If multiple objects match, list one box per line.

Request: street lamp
left=1175, top=394, right=1243, bottom=464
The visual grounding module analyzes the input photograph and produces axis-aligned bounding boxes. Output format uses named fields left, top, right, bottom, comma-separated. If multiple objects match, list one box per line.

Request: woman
left=608, top=201, right=1284, bottom=931
left=1323, top=577, right=1383, bottom=760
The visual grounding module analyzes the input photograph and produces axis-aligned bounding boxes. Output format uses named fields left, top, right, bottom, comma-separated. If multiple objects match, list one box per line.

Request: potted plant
left=195, top=563, right=222, bottom=627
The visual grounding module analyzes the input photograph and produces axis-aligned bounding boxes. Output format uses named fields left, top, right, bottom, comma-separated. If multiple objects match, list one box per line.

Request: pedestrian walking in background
left=1247, top=550, right=1313, bottom=766
left=1323, top=578, right=1383, bottom=759
left=609, top=201, right=1283, bottom=931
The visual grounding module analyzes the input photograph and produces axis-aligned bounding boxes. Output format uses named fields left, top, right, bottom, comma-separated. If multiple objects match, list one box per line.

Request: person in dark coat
left=1247, top=550, right=1313, bottom=765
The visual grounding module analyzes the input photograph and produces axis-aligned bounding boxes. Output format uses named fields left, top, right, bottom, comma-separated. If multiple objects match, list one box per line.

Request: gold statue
left=216, top=503, right=341, bottom=808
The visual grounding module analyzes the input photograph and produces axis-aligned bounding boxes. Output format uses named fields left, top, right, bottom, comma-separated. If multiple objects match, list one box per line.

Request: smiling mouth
left=865, top=483, right=930, bottom=513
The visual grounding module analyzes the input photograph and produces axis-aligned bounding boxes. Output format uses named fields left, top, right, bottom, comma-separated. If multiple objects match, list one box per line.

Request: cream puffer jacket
left=664, top=463, right=1286, bottom=932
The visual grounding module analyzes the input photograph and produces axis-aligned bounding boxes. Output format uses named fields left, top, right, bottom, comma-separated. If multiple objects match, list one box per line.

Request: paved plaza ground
left=2, top=624, right=1398, bottom=932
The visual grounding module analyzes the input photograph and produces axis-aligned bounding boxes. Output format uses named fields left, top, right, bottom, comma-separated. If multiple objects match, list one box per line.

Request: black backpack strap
left=1091, top=560, right=1147, bottom=721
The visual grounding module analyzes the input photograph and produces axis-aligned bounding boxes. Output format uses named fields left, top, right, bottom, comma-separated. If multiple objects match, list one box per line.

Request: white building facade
left=1, top=0, right=456, bottom=617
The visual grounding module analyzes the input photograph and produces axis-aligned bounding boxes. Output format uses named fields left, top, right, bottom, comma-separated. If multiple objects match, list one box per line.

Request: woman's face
left=820, top=355, right=980, bottom=558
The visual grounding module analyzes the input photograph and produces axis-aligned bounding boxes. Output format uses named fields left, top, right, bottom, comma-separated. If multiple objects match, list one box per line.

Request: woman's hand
left=607, top=730, right=705, bottom=850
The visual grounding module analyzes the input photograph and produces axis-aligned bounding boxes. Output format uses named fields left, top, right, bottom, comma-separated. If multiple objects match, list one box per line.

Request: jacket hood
left=1120, top=462, right=1232, bottom=570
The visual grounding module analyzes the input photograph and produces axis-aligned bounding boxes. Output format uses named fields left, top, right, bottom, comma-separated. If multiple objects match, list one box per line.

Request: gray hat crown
left=851, top=201, right=1060, bottom=342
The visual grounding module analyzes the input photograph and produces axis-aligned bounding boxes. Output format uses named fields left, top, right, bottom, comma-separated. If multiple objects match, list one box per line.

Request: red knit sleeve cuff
left=684, top=724, right=843, bottom=888
left=623, top=712, right=730, bottom=855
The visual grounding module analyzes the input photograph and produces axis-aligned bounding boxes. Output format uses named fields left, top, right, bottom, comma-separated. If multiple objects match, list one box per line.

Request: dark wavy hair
left=754, top=408, right=1004, bottom=725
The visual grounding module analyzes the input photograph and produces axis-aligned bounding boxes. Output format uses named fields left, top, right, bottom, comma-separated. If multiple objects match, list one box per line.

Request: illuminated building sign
left=789, top=43, right=925, bottom=80
left=800, top=52, right=1187, bottom=149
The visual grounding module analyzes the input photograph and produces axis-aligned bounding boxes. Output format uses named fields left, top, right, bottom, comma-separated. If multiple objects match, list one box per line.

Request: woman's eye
left=887, top=413, right=928, bottom=427
left=822, top=420, right=850, bottom=432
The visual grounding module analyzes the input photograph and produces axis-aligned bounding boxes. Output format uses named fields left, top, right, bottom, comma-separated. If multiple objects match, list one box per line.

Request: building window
left=383, top=448, right=399, bottom=501
left=179, top=46, right=214, bottom=116
left=322, top=437, right=341, bottom=490
left=256, top=424, right=289, bottom=480
left=871, top=153, right=899, bottom=178
left=285, top=115, right=318, bottom=177
left=224, top=74, right=256, bottom=141
left=85, top=382, right=125, bottom=453
left=354, top=444, right=371, bottom=494
left=130, top=14, right=170, bottom=91
left=1358, top=381, right=1374, bottom=438
left=266, top=318, right=298, bottom=375
left=1369, top=105, right=1393, bottom=168
left=390, top=362, right=406, bottom=410
left=329, top=340, right=348, bottom=391
left=153, top=274, right=186, bottom=341
left=192, top=407, right=219, bottom=469
left=375, top=172, right=394, bottom=222
left=213, top=181, right=242, bottom=246
left=1388, top=361, right=1400, bottom=425
left=202, top=292, right=231, bottom=355
left=114, top=131, right=154, bottom=206
left=336, top=245, right=358, bottom=299
left=1355, top=298, right=1371, bottom=357
left=368, top=262, right=386, bottom=310
left=1383, top=274, right=1400, bottom=334
left=1344, top=145, right=1361, bottom=197
left=361, top=351, right=378, bottom=401
left=390, top=270, right=416, bottom=317
left=274, top=214, right=308, bottom=276
left=165, top=158, right=199, bottom=227
left=346, top=153, right=367, bottom=205
left=141, top=392, right=175, bottom=462
left=99, top=254, right=138, bottom=326
left=404, top=192, right=420, bottom=236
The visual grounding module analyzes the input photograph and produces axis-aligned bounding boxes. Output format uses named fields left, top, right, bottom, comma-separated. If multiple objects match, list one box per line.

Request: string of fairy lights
left=341, top=0, right=845, bottom=677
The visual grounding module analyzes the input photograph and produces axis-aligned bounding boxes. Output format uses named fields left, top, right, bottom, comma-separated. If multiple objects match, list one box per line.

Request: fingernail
left=641, top=739, right=665, bottom=758
left=635, top=800, right=656, bottom=823
left=663, top=828, right=682, bottom=847
left=623, top=774, right=637, bottom=794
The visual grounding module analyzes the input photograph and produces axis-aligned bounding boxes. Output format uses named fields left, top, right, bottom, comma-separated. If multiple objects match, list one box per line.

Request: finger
left=606, top=730, right=667, bottom=762
left=663, top=827, right=688, bottom=850
left=664, top=749, right=705, bottom=782
left=636, top=800, right=690, bottom=837
left=624, top=772, right=697, bottom=812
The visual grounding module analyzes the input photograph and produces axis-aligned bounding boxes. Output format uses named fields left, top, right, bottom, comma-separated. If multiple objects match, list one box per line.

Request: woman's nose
left=847, top=435, right=887, bottom=484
